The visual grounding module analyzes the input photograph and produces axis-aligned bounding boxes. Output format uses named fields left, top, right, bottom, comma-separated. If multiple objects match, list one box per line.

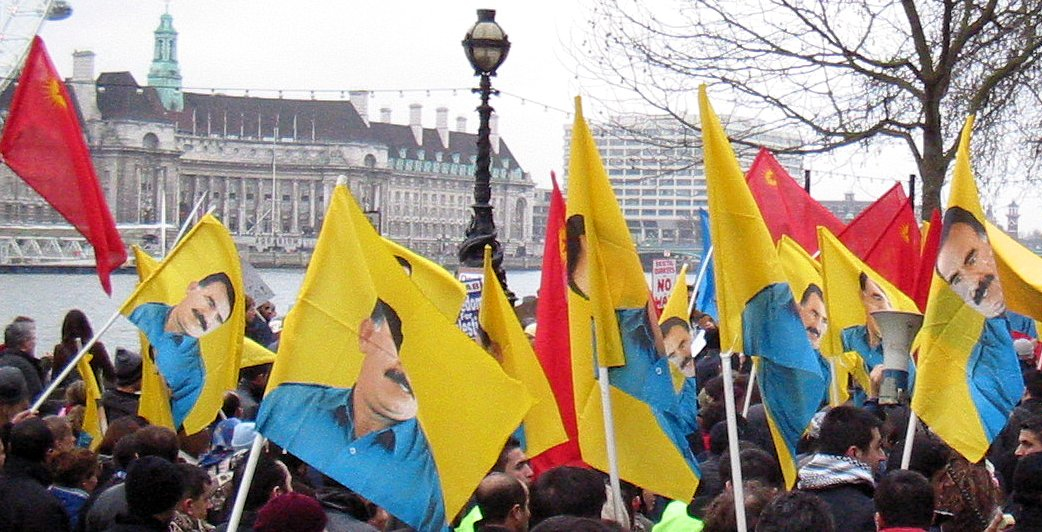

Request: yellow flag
left=912, top=117, right=1023, bottom=461
left=479, top=246, right=567, bottom=458
left=241, top=337, right=276, bottom=368
left=77, top=352, right=104, bottom=447
left=132, top=247, right=175, bottom=430
left=121, top=216, right=245, bottom=434
left=658, top=264, right=693, bottom=393
left=659, top=264, right=691, bottom=325
left=567, top=96, right=700, bottom=501
left=700, top=86, right=825, bottom=488
left=382, top=237, right=467, bottom=321
left=255, top=184, right=530, bottom=531
left=986, top=221, right=1042, bottom=322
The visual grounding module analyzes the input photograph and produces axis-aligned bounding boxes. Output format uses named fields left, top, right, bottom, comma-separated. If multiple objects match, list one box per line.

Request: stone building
left=0, top=12, right=536, bottom=262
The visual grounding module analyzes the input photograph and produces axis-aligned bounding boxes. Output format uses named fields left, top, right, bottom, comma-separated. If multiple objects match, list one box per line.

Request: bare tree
left=581, top=0, right=1042, bottom=218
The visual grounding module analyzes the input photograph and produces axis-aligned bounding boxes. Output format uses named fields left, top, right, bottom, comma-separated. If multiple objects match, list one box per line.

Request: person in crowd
left=457, top=436, right=535, bottom=532
left=796, top=406, right=884, bottom=532
left=991, top=370, right=1042, bottom=492
left=933, top=455, right=1007, bottom=532
left=701, top=480, right=777, bottom=532
left=51, top=309, right=114, bottom=387
left=1015, top=415, right=1042, bottom=459
left=233, top=363, right=269, bottom=421
left=719, top=447, right=784, bottom=491
left=171, top=463, right=215, bottom=532
left=529, top=466, right=606, bottom=528
left=108, top=456, right=184, bottom=531
left=1012, top=452, right=1042, bottom=530
left=0, top=417, right=71, bottom=531
left=214, top=452, right=292, bottom=531
left=253, top=492, right=327, bottom=532
left=313, top=474, right=381, bottom=532
left=474, top=473, right=530, bottom=532
left=48, top=447, right=100, bottom=530
left=244, top=296, right=277, bottom=349
left=0, top=317, right=44, bottom=400
left=0, top=366, right=30, bottom=426
left=94, top=416, right=146, bottom=477
left=873, top=470, right=935, bottom=532
left=44, top=414, right=77, bottom=453
left=101, top=349, right=143, bottom=423
left=84, top=425, right=179, bottom=532
left=755, top=490, right=835, bottom=532
left=257, top=301, right=277, bottom=324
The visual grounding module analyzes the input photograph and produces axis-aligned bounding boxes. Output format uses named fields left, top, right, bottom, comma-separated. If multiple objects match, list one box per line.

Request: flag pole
left=593, top=320, right=626, bottom=524
left=720, top=350, right=747, bottom=531
left=900, top=409, right=918, bottom=469
left=741, top=366, right=756, bottom=418
left=226, top=433, right=267, bottom=532
left=31, top=309, right=122, bottom=412
left=689, top=246, right=714, bottom=318
left=173, top=192, right=209, bottom=246
left=159, top=179, right=167, bottom=257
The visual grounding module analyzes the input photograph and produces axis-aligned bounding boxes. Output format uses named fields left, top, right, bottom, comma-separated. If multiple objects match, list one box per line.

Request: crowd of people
left=0, top=296, right=1039, bottom=532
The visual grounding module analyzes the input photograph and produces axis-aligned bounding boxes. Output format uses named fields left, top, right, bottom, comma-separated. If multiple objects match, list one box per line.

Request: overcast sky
left=31, top=0, right=1040, bottom=233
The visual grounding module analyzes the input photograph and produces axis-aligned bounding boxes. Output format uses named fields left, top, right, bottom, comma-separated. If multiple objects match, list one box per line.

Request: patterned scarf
left=797, top=453, right=875, bottom=490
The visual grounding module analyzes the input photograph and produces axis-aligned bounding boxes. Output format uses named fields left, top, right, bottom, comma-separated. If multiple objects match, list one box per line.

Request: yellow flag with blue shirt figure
left=121, top=217, right=244, bottom=435
left=699, top=86, right=826, bottom=488
left=478, top=245, right=567, bottom=458
left=567, top=96, right=700, bottom=502
left=911, top=116, right=1023, bottom=462
left=131, top=247, right=176, bottom=430
left=658, top=264, right=698, bottom=394
left=255, top=183, right=531, bottom=531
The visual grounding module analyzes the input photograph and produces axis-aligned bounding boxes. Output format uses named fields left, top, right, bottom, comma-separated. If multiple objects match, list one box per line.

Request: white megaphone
left=871, top=310, right=923, bottom=405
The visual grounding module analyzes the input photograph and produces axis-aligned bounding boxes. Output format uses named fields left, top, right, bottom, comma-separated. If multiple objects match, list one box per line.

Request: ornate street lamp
left=459, top=9, right=514, bottom=303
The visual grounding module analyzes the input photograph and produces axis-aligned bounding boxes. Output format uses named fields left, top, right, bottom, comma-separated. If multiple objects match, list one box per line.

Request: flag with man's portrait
left=911, top=117, right=1022, bottom=462
left=255, top=183, right=530, bottom=531
left=120, top=216, right=244, bottom=435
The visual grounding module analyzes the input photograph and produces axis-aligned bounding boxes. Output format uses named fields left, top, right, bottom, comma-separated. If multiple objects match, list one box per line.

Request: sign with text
left=456, top=268, right=485, bottom=341
left=651, top=258, right=678, bottom=313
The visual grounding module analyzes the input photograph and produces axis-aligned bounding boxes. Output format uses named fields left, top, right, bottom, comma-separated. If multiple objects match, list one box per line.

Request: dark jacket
left=52, top=340, right=115, bottom=387
left=103, top=514, right=169, bottom=531
left=803, top=483, right=876, bottom=532
left=0, top=346, right=44, bottom=399
left=991, top=397, right=1042, bottom=492
left=101, top=389, right=141, bottom=423
left=245, top=315, right=276, bottom=349
left=84, top=482, right=128, bottom=532
left=0, top=455, right=72, bottom=531
left=316, top=485, right=380, bottom=532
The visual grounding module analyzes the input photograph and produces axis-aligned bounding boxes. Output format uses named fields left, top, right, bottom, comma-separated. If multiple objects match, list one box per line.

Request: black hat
left=115, top=348, right=143, bottom=386
left=0, top=367, right=27, bottom=405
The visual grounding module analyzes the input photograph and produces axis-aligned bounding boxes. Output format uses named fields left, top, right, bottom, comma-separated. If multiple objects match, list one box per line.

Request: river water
left=0, top=269, right=544, bottom=355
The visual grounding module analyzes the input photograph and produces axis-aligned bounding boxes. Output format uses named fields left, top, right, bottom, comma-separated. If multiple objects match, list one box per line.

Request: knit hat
left=114, top=348, right=143, bottom=386
left=254, top=493, right=328, bottom=532
left=0, top=366, right=28, bottom=405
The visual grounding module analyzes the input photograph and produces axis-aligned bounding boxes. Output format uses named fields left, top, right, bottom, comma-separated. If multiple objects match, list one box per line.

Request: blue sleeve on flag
left=256, top=383, right=447, bottom=531
left=1008, top=311, right=1039, bottom=338
left=969, top=318, right=1024, bottom=441
left=128, top=302, right=204, bottom=428
left=842, top=325, right=883, bottom=370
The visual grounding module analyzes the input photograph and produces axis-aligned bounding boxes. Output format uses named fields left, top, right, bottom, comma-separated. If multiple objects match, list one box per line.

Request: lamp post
left=460, top=9, right=514, bottom=303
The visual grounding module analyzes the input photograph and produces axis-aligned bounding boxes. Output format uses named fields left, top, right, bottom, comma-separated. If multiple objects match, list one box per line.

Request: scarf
left=797, top=453, right=874, bottom=490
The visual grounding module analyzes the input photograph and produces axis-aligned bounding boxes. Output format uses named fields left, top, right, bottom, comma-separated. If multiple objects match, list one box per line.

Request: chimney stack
left=380, top=107, right=392, bottom=123
left=456, top=116, right=467, bottom=132
left=409, top=103, right=423, bottom=145
left=70, top=50, right=100, bottom=121
left=436, top=107, right=449, bottom=148
left=349, top=91, right=369, bottom=126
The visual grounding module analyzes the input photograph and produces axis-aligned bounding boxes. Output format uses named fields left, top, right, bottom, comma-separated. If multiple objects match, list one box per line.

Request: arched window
left=364, top=154, right=377, bottom=168
left=143, top=133, right=160, bottom=150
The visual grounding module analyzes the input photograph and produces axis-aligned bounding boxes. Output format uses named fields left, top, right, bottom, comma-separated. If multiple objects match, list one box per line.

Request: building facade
left=560, top=113, right=802, bottom=248
left=0, top=13, right=536, bottom=263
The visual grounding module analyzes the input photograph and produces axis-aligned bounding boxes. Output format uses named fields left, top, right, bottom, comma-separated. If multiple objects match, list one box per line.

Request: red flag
left=911, top=208, right=941, bottom=312
left=529, top=173, right=584, bottom=474
left=0, top=37, right=126, bottom=294
left=837, top=184, right=920, bottom=297
left=746, top=147, right=845, bottom=254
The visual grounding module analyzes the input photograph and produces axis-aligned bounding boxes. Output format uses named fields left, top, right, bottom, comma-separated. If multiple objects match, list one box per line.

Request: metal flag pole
left=173, top=192, right=210, bottom=246
left=720, top=350, right=747, bottom=531
left=742, top=366, right=757, bottom=418
left=900, top=409, right=919, bottom=470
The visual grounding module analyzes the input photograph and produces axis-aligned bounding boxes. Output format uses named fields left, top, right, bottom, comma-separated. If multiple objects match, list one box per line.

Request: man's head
left=353, top=299, right=414, bottom=432
left=874, top=470, right=935, bottom=530
left=494, top=436, right=534, bottom=486
left=8, top=417, right=54, bottom=464
left=695, top=312, right=717, bottom=332
left=43, top=415, right=75, bottom=453
left=476, top=473, right=530, bottom=532
left=529, top=466, right=606, bottom=527
left=241, top=362, right=272, bottom=394
left=3, top=318, right=36, bottom=355
left=859, top=272, right=892, bottom=344
left=798, top=284, right=828, bottom=350
left=1016, top=416, right=1042, bottom=457
left=257, top=301, right=276, bottom=322
left=176, top=463, right=214, bottom=520
left=114, top=348, right=143, bottom=390
left=817, top=406, right=885, bottom=474
left=660, top=318, right=695, bottom=377
left=232, top=453, right=291, bottom=512
left=168, top=272, right=236, bottom=338
left=565, top=215, right=590, bottom=299
left=125, top=456, right=184, bottom=524
left=755, top=490, right=836, bottom=532
left=937, top=206, right=1005, bottom=318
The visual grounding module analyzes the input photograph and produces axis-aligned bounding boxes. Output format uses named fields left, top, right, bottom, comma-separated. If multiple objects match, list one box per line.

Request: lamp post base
left=459, top=205, right=514, bottom=305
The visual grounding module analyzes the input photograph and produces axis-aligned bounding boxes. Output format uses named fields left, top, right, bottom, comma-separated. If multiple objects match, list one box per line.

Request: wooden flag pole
left=720, top=350, right=747, bottom=531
